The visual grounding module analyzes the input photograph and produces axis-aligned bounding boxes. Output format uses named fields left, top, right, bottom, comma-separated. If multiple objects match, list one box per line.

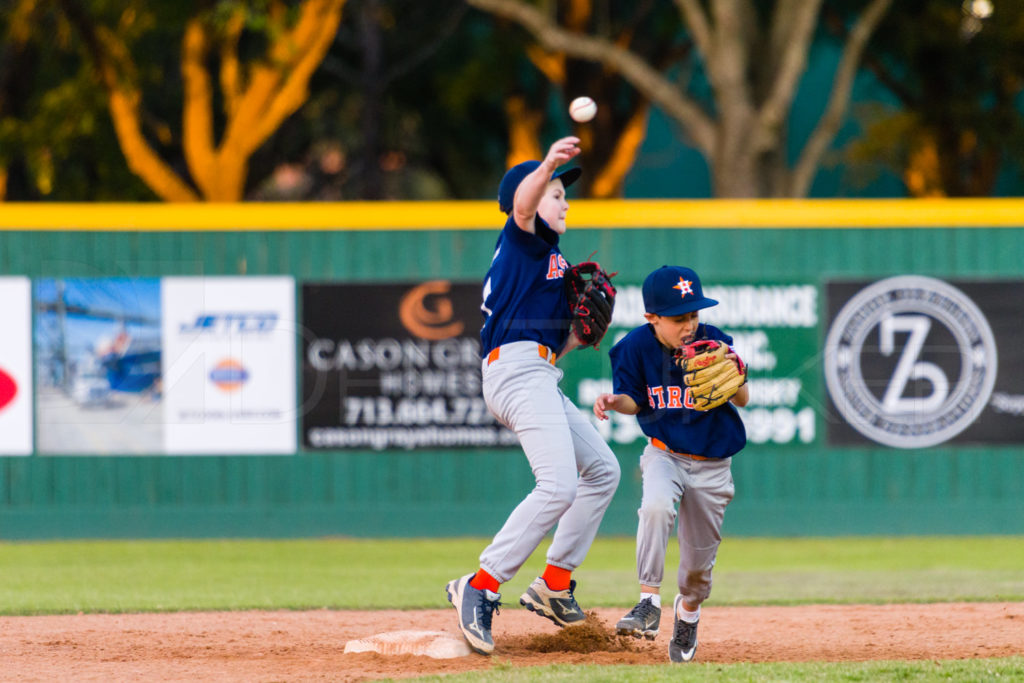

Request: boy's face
left=537, top=179, right=569, bottom=234
left=644, top=310, right=700, bottom=349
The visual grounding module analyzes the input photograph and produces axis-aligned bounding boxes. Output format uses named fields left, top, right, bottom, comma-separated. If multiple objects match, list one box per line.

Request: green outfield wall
left=1, top=200, right=1022, bottom=539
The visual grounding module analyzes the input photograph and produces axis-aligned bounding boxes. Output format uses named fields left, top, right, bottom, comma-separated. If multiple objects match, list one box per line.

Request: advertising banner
left=824, top=276, right=1020, bottom=448
left=568, top=281, right=820, bottom=452
left=162, top=277, right=296, bottom=454
left=34, top=278, right=163, bottom=455
left=302, top=281, right=517, bottom=450
left=0, top=277, right=33, bottom=455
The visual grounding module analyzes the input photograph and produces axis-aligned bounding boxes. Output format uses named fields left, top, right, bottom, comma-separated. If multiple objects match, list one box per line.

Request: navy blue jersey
left=480, top=215, right=571, bottom=356
left=609, top=322, right=746, bottom=459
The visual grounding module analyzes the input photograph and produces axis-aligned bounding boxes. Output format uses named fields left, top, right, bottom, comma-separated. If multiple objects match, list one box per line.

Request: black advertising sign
left=823, top=276, right=1023, bottom=448
left=301, top=281, right=517, bottom=450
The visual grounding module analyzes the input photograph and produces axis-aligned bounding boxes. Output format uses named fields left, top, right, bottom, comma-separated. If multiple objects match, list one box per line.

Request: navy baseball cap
left=642, top=265, right=718, bottom=316
left=497, top=160, right=581, bottom=213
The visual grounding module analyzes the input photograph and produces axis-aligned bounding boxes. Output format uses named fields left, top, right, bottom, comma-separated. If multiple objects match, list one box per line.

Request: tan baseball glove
left=674, top=340, right=747, bottom=411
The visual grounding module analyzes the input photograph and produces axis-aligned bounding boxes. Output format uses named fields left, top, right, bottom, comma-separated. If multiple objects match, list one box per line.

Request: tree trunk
left=358, top=0, right=384, bottom=199
left=468, top=0, right=892, bottom=198
left=61, top=0, right=345, bottom=201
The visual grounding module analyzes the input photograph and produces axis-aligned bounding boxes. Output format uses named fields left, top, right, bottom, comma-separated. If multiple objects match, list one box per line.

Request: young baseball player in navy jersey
left=446, top=137, right=621, bottom=656
left=594, top=265, right=748, bottom=663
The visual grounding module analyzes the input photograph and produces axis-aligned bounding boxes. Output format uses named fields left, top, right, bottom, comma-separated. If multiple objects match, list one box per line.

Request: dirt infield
left=2, top=603, right=1022, bottom=681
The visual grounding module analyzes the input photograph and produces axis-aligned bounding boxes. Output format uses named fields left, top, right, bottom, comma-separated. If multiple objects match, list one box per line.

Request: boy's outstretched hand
left=543, top=136, right=581, bottom=168
left=594, top=393, right=639, bottom=420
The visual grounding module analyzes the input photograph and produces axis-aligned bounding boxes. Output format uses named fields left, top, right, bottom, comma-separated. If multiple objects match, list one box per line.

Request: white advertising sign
left=0, top=277, right=33, bottom=455
left=162, top=277, right=296, bottom=454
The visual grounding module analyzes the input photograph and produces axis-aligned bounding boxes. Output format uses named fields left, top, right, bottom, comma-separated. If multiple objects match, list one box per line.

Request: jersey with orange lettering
left=608, top=322, right=745, bottom=458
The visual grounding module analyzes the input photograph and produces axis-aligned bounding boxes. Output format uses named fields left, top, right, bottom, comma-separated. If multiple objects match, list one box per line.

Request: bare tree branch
left=248, top=0, right=345, bottom=155
left=467, top=0, right=716, bottom=154
left=673, top=0, right=712, bottom=64
left=182, top=19, right=217, bottom=198
left=755, top=0, right=823, bottom=152
left=218, top=8, right=246, bottom=119
left=706, top=0, right=755, bottom=126
left=590, top=103, right=650, bottom=198
left=791, top=0, right=892, bottom=197
left=469, top=0, right=892, bottom=197
left=59, top=0, right=200, bottom=200
left=59, top=0, right=345, bottom=201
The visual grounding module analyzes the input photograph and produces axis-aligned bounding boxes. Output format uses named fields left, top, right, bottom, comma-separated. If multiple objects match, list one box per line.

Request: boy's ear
left=643, top=312, right=659, bottom=323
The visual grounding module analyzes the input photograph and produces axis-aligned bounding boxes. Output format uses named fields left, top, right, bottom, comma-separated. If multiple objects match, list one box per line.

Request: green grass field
left=2, top=536, right=1023, bottom=614
left=2, top=536, right=1022, bottom=681
left=411, top=658, right=1024, bottom=682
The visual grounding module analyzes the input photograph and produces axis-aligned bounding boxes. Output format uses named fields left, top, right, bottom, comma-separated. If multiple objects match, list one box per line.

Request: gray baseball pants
left=479, top=341, right=621, bottom=584
left=634, top=442, right=735, bottom=606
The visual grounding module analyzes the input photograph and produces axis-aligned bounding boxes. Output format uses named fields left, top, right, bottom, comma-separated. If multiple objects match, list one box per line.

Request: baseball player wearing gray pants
left=445, top=137, right=620, bottom=656
left=480, top=342, right=620, bottom=582
left=594, top=265, right=748, bottom=663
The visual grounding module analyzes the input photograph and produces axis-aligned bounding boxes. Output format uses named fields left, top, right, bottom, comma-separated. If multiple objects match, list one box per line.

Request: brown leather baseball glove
left=674, top=339, right=747, bottom=411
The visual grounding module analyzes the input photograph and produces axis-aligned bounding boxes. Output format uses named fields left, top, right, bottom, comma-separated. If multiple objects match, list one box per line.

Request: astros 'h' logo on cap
left=643, top=265, right=718, bottom=316
left=673, top=278, right=694, bottom=298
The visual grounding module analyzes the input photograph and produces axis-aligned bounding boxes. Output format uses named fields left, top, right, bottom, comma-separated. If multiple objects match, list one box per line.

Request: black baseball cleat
left=446, top=573, right=501, bottom=655
left=668, top=595, right=699, bottom=662
left=519, top=577, right=586, bottom=627
left=615, top=597, right=662, bottom=640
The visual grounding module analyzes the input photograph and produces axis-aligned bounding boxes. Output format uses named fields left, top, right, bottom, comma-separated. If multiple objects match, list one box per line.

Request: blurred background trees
left=1, top=0, right=151, bottom=201
left=469, top=0, right=894, bottom=198
left=830, top=0, right=1024, bottom=197
left=1, top=0, right=1021, bottom=201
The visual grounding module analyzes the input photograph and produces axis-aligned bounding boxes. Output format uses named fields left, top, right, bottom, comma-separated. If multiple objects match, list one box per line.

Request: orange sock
left=469, top=569, right=500, bottom=593
left=542, top=564, right=571, bottom=591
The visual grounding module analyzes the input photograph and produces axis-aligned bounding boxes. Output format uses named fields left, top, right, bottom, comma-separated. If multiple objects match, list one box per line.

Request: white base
left=344, top=630, right=472, bottom=659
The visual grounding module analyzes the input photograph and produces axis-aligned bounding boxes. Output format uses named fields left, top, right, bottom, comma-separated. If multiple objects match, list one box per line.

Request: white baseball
left=569, top=96, right=597, bottom=123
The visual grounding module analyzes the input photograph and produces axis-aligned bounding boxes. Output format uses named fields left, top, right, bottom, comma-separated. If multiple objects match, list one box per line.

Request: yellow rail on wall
left=1, top=198, right=1023, bottom=230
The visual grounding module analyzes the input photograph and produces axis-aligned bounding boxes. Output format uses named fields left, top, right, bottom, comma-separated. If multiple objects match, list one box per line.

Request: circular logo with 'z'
left=824, top=276, right=998, bottom=449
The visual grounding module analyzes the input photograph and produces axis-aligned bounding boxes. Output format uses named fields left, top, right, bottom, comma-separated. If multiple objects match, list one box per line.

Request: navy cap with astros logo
left=497, top=160, right=582, bottom=214
left=642, top=265, right=719, bottom=316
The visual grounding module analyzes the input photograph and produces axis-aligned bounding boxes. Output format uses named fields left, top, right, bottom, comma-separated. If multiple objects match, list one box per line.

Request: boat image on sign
left=34, top=278, right=163, bottom=454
